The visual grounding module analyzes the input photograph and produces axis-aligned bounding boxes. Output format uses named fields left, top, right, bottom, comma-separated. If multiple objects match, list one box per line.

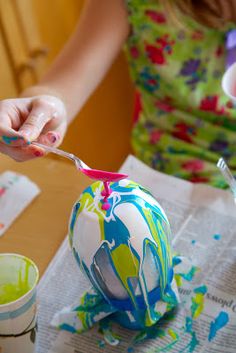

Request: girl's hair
left=161, top=0, right=226, bottom=29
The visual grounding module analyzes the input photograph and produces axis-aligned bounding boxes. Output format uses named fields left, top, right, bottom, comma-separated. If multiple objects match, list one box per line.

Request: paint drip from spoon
left=79, top=168, right=128, bottom=211
left=101, top=181, right=112, bottom=210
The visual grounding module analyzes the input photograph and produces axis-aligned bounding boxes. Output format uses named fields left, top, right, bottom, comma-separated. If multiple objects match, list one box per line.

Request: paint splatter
left=127, top=283, right=207, bottom=353
left=185, top=317, right=192, bottom=333
left=139, top=326, right=179, bottom=353
left=59, top=323, right=77, bottom=333
left=194, top=285, right=207, bottom=295
left=213, top=234, right=221, bottom=240
left=175, top=266, right=199, bottom=286
left=176, top=318, right=199, bottom=353
left=1, top=136, right=21, bottom=144
left=132, top=324, right=166, bottom=345
left=208, top=311, right=229, bottom=341
left=98, top=319, right=120, bottom=346
left=191, top=285, right=207, bottom=319
left=182, top=266, right=199, bottom=282
left=173, top=257, right=182, bottom=266
left=191, top=240, right=196, bottom=245
left=183, top=332, right=199, bottom=353
left=168, top=328, right=178, bottom=340
left=97, top=340, right=106, bottom=348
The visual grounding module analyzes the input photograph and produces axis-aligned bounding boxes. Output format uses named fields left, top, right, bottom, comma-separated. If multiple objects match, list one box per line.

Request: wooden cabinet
left=0, top=0, right=48, bottom=95
left=0, top=0, right=134, bottom=171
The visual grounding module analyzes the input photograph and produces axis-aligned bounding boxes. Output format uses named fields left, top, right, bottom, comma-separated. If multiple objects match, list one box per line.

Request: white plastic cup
left=222, top=62, right=236, bottom=102
left=0, top=254, right=39, bottom=353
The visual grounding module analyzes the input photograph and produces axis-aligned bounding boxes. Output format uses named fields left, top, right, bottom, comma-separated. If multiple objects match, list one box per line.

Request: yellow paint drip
left=142, top=208, right=171, bottom=292
left=168, top=328, right=178, bottom=340
left=174, top=274, right=182, bottom=287
left=191, top=293, right=204, bottom=319
left=111, top=244, right=139, bottom=302
left=0, top=259, right=32, bottom=305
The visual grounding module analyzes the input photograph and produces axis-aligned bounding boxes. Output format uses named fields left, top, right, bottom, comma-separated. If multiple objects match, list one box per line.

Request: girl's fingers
left=0, top=95, right=67, bottom=159
left=0, top=100, right=30, bottom=147
left=37, top=119, right=68, bottom=147
left=0, top=122, right=29, bottom=147
left=0, top=142, right=45, bottom=162
left=18, top=99, right=56, bottom=141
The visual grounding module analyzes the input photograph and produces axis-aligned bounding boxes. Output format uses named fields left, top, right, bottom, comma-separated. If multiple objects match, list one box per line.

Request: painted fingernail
left=46, top=132, right=59, bottom=144
left=34, top=150, right=44, bottom=157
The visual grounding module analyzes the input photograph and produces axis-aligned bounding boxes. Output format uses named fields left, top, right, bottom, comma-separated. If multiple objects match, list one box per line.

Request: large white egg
left=69, top=179, right=178, bottom=329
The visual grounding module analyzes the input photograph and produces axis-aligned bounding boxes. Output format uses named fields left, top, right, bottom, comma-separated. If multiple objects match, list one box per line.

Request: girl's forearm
left=22, top=0, right=129, bottom=122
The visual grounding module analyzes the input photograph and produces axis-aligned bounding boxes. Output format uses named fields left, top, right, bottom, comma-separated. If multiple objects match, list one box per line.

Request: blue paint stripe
left=59, top=323, right=77, bottom=333
left=0, top=292, right=36, bottom=320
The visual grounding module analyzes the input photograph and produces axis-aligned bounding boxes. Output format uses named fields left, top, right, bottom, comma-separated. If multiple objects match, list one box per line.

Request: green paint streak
left=168, top=328, right=178, bottom=340
left=191, top=293, right=203, bottom=319
left=71, top=183, right=106, bottom=242
left=142, top=208, right=171, bottom=295
left=110, top=244, right=139, bottom=303
left=0, top=282, right=30, bottom=305
left=76, top=291, right=111, bottom=331
left=190, top=286, right=207, bottom=319
left=0, top=259, right=32, bottom=305
left=174, top=274, right=183, bottom=287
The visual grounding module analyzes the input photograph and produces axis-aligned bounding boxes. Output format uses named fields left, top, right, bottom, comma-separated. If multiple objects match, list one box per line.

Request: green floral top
left=124, top=0, right=236, bottom=188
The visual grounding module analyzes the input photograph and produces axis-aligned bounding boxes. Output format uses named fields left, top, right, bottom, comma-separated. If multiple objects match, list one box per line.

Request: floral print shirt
left=124, top=0, right=236, bottom=188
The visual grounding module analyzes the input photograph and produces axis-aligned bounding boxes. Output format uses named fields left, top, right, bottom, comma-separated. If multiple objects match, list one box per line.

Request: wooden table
left=0, top=154, right=91, bottom=277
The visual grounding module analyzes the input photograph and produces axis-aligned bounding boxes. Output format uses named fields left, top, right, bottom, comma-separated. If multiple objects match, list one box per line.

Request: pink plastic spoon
left=32, top=142, right=128, bottom=183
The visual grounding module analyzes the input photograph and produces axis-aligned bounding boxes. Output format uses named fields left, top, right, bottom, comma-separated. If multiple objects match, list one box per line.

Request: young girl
left=0, top=0, right=235, bottom=188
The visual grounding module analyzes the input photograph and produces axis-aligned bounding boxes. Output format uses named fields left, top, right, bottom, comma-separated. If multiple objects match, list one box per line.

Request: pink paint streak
left=101, top=181, right=112, bottom=210
left=80, top=167, right=128, bottom=211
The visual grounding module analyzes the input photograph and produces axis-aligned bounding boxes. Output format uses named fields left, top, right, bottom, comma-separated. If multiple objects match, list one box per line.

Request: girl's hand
left=0, top=95, right=67, bottom=161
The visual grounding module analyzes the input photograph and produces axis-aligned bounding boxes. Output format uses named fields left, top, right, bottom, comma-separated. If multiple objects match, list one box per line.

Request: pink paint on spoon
left=80, top=167, right=127, bottom=183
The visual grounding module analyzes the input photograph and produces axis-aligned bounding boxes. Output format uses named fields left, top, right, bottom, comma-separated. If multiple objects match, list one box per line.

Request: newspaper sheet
left=36, top=155, right=236, bottom=353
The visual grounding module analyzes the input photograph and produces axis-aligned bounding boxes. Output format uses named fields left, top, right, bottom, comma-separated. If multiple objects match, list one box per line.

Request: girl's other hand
left=0, top=95, right=67, bottom=161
